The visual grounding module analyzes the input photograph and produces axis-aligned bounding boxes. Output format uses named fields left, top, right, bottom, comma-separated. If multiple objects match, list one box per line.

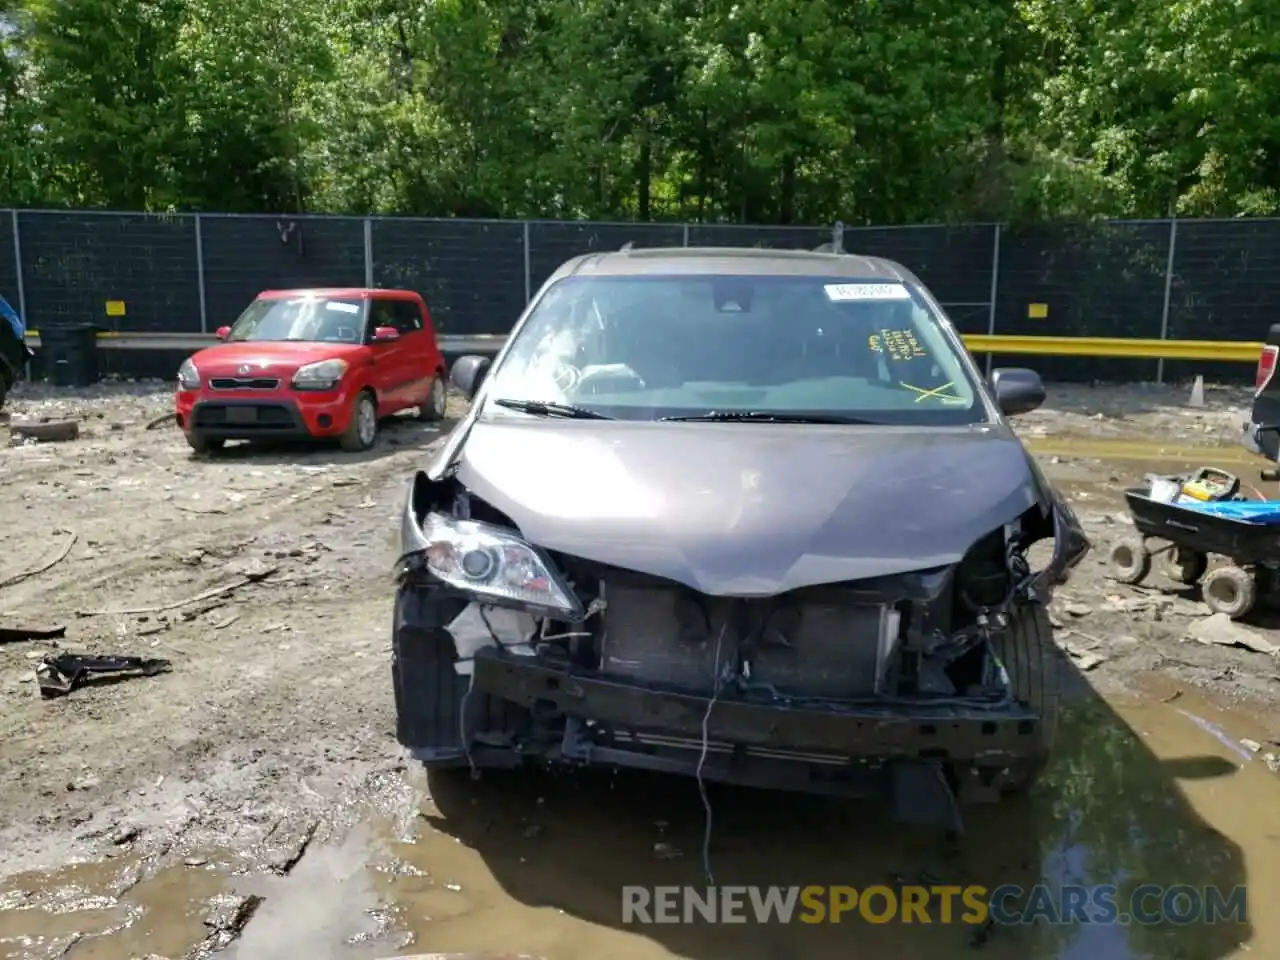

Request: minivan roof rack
left=813, top=221, right=846, bottom=254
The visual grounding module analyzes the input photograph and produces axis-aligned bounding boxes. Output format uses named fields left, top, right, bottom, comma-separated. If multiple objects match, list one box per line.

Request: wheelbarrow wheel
left=1108, top=537, right=1150, bottom=585
left=1161, top=546, right=1209, bottom=585
left=1202, top=565, right=1257, bottom=619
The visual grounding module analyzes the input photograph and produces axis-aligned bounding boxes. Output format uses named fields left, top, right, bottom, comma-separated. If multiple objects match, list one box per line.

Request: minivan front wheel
left=987, top=605, right=1059, bottom=796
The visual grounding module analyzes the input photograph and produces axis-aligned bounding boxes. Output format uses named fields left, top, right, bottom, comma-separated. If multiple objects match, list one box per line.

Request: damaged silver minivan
left=392, top=245, right=1089, bottom=826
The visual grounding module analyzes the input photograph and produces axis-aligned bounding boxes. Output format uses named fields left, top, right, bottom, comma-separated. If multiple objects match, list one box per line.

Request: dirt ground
left=0, top=378, right=1278, bottom=960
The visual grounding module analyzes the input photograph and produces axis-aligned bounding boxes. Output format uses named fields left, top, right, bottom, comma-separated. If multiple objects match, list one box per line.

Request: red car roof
left=256, top=288, right=419, bottom=300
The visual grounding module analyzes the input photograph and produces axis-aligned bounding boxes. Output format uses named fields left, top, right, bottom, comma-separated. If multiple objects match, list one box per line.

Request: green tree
left=2, top=0, right=1277, bottom=221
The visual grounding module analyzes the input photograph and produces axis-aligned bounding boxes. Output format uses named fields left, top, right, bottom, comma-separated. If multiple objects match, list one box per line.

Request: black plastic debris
left=35, top=653, right=172, bottom=698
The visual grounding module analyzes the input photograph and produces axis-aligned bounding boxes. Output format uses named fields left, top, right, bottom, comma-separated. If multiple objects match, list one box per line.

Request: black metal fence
left=4, top=210, right=1277, bottom=382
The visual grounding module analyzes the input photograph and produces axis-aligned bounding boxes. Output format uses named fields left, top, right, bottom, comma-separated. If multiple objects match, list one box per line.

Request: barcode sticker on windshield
left=326, top=302, right=360, bottom=313
left=824, top=283, right=910, bottom=301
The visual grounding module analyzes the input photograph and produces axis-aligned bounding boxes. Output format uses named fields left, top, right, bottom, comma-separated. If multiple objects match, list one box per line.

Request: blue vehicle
left=0, top=293, right=30, bottom=409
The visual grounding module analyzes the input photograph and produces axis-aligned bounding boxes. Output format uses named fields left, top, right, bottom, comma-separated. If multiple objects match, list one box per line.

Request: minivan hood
left=453, top=419, right=1045, bottom=595
left=191, top=341, right=365, bottom=376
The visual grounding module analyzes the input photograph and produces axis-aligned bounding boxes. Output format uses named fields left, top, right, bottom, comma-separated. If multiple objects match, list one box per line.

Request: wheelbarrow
left=1107, top=467, right=1280, bottom=620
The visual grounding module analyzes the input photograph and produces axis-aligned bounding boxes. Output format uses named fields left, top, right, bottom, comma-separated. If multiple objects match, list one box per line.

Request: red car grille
left=209, top=377, right=281, bottom=390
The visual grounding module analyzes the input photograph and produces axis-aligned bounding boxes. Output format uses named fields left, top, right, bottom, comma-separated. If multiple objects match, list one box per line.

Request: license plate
left=225, top=406, right=258, bottom=424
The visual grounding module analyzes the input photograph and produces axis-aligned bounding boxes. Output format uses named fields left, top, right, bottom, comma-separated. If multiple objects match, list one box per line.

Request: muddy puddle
left=0, top=857, right=229, bottom=958
left=2, top=684, right=1276, bottom=960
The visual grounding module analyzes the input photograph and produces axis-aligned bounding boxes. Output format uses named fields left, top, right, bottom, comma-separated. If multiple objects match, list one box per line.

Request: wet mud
left=1, top=379, right=1278, bottom=959
left=2, top=689, right=1273, bottom=959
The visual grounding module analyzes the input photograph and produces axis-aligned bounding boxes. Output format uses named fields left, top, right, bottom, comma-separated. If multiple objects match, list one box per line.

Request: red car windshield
left=225, top=296, right=367, bottom=343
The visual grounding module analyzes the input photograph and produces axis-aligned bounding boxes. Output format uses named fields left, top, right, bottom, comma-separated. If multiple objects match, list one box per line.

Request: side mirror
left=451, top=355, right=491, bottom=400
left=372, top=326, right=400, bottom=342
left=990, top=367, right=1046, bottom=416
left=215, top=326, right=231, bottom=341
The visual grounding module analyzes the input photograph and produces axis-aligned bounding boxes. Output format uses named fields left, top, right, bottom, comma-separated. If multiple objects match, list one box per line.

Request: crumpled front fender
left=400, top=472, right=432, bottom=560
left=1033, top=496, right=1090, bottom=596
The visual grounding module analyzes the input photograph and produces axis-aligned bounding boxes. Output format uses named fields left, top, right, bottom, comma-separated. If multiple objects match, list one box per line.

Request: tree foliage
left=1, top=0, right=1276, bottom=222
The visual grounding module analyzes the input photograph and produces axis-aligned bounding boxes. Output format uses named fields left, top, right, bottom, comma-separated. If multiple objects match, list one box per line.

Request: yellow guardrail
left=963, top=334, right=1264, bottom=362
left=22, top=330, right=1265, bottom=362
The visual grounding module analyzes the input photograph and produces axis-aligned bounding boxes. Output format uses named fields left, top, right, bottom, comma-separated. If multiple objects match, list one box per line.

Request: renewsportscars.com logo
left=621, top=884, right=1248, bottom=926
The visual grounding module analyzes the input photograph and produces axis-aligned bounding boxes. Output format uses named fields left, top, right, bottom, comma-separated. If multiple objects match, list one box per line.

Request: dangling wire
left=696, top=622, right=729, bottom=887
left=459, top=671, right=479, bottom=779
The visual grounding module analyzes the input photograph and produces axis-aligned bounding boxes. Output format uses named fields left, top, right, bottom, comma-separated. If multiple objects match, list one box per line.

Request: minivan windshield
left=483, top=274, right=986, bottom=425
left=225, top=296, right=367, bottom=343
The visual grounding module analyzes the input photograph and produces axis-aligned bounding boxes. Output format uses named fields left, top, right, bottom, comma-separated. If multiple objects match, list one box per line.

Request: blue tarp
left=1177, top=498, right=1280, bottom=525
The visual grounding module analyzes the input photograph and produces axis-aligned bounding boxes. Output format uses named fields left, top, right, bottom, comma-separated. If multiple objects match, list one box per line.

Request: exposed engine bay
left=390, top=423, right=1091, bottom=854
left=399, top=467, right=1088, bottom=720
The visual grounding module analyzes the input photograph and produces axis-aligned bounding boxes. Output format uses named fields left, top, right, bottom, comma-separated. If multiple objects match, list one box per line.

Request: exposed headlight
left=417, top=512, right=583, bottom=618
left=177, top=358, right=200, bottom=390
left=292, top=358, right=348, bottom=390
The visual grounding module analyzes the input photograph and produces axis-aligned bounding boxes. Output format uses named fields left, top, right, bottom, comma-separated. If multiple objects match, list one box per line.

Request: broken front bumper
left=177, top=395, right=356, bottom=441
left=471, top=647, right=1040, bottom=764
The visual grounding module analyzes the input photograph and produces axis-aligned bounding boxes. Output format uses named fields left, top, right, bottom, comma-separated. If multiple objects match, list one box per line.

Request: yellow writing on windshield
left=867, top=328, right=928, bottom=362
left=901, top=381, right=967, bottom=404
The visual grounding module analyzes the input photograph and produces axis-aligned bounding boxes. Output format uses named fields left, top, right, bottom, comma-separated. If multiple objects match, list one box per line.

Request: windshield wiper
left=660, top=410, right=874, bottom=424
left=491, top=398, right=614, bottom=420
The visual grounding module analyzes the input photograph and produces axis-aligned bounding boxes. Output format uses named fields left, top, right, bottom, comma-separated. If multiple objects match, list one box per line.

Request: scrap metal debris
left=145, top=412, right=177, bottom=430
left=35, top=653, right=172, bottom=698
left=0, top=622, right=65, bottom=644
left=0, top=531, right=77, bottom=590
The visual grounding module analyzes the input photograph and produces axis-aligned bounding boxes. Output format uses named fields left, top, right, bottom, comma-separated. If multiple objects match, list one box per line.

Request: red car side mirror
left=373, top=326, right=401, bottom=342
left=215, top=326, right=231, bottom=340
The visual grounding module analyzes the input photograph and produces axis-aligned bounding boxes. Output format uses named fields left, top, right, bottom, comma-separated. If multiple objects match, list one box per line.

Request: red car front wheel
left=340, top=390, right=378, bottom=452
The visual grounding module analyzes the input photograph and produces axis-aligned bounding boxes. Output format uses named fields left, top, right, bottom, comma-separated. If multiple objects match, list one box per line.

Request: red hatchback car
left=175, top=288, right=448, bottom=454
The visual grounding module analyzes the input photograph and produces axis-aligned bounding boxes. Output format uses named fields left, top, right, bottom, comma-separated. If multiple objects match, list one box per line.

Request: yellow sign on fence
left=105, top=300, right=126, bottom=317
left=1028, top=302, right=1048, bottom=319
